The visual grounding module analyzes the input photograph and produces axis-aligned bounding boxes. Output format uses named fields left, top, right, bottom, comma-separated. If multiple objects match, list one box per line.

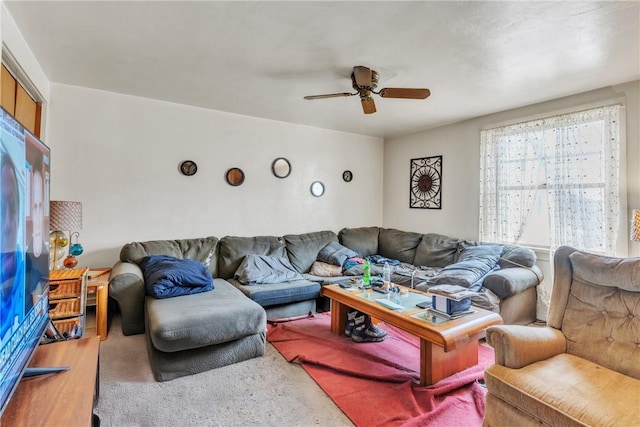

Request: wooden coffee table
left=321, top=284, right=502, bottom=386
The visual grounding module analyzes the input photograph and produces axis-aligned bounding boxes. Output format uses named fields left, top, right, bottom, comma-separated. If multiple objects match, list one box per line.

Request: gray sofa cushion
left=483, top=267, right=542, bottom=299
left=413, top=233, right=461, bottom=267
left=120, top=236, right=220, bottom=276
left=283, top=230, right=338, bottom=273
left=146, top=279, right=266, bottom=353
left=378, top=228, right=423, bottom=264
left=218, top=235, right=286, bottom=279
left=338, top=226, right=380, bottom=256
left=229, top=278, right=321, bottom=307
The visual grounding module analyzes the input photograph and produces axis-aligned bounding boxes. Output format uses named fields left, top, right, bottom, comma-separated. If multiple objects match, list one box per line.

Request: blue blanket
left=141, top=255, right=214, bottom=299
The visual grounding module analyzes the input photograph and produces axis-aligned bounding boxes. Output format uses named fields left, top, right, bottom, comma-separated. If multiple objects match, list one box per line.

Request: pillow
left=427, top=245, right=503, bottom=290
left=317, top=241, right=358, bottom=266
left=234, top=254, right=304, bottom=285
left=309, top=261, right=343, bottom=277
left=140, top=255, right=214, bottom=299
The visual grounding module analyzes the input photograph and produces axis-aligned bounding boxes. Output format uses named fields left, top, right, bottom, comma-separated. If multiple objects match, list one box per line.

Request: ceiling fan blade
left=303, top=92, right=355, bottom=100
left=379, top=88, right=431, bottom=99
left=361, top=96, right=376, bottom=114
left=353, top=66, right=372, bottom=87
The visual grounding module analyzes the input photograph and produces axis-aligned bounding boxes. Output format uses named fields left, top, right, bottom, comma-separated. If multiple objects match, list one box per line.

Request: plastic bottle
left=383, top=263, right=391, bottom=289
left=363, top=257, right=371, bottom=287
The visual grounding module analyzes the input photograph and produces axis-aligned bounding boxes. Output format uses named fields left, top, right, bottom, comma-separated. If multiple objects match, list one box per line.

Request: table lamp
left=49, top=200, right=83, bottom=269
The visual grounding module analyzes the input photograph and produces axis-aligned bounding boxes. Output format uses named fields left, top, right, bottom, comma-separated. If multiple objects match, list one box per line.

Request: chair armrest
left=109, top=261, right=146, bottom=335
left=486, top=325, right=566, bottom=368
left=483, top=266, right=543, bottom=299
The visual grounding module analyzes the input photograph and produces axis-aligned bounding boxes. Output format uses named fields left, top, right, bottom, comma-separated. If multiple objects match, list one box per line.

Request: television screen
left=0, top=107, right=50, bottom=415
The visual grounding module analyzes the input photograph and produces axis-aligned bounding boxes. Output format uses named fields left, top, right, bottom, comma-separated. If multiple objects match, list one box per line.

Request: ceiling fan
left=303, top=65, right=430, bottom=114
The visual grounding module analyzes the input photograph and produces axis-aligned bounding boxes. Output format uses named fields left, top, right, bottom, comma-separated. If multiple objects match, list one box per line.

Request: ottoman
left=145, top=279, right=267, bottom=381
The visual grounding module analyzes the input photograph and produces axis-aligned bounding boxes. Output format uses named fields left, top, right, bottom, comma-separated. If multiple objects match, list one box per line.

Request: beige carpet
left=94, top=315, right=352, bottom=426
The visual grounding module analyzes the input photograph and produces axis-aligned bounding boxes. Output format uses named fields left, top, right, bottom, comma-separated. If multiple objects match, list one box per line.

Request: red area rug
left=267, top=312, right=494, bottom=427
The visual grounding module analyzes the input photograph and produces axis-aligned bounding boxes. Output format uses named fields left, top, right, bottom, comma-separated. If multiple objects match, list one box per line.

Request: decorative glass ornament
left=51, top=230, right=69, bottom=248
left=69, top=232, right=83, bottom=256
left=70, top=243, right=84, bottom=256
left=63, top=255, right=78, bottom=269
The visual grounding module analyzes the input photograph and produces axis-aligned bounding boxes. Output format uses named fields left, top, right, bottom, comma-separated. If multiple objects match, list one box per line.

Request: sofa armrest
left=482, top=265, right=543, bottom=299
left=486, top=325, right=566, bottom=368
left=109, top=260, right=146, bottom=336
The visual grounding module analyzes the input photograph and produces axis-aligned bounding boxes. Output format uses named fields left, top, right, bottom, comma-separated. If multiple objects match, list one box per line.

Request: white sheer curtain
left=480, top=104, right=621, bottom=255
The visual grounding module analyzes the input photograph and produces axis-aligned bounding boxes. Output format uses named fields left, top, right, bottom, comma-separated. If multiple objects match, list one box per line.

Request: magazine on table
left=428, top=284, right=476, bottom=301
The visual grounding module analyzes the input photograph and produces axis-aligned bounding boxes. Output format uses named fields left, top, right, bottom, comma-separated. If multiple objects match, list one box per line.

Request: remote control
left=372, top=286, right=388, bottom=294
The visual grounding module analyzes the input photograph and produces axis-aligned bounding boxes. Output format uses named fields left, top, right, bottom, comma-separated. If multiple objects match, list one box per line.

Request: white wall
left=46, top=84, right=383, bottom=269
left=384, top=80, right=640, bottom=319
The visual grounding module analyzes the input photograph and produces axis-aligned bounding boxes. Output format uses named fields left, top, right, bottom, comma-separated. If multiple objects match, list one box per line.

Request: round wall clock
left=180, top=160, right=198, bottom=176
left=342, top=170, right=353, bottom=182
left=225, top=167, right=245, bottom=186
left=410, top=156, right=442, bottom=209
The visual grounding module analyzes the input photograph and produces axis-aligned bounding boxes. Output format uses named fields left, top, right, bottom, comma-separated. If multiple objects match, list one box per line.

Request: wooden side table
left=87, top=268, right=111, bottom=340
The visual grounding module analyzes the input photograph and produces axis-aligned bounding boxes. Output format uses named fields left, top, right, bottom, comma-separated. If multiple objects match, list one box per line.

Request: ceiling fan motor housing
left=352, top=69, right=379, bottom=91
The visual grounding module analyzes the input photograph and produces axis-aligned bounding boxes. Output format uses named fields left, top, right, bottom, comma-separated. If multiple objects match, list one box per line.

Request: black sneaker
left=345, top=310, right=358, bottom=336
left=351, top=322, right=387, bottom=343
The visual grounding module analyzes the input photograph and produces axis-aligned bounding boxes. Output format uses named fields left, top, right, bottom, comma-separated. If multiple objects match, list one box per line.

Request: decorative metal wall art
left=410, top=155, right=442, bottom=209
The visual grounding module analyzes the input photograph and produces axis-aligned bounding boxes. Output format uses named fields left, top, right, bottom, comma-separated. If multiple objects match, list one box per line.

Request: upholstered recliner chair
left=483, top=246, right=640, bottom=426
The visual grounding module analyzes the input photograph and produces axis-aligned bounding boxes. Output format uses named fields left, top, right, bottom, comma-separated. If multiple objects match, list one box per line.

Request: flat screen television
left=0, top=107, right=51, bottom=415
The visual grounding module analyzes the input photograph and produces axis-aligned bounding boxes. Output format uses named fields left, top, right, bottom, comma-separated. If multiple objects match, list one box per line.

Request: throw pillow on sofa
left=317, top=241, right=358, bottom=266
left=141, top=255, right=214, bottom=299
left=309, top=261, right=343, bottom=277
left=234, top=254, right=304, bottom=285
left=427, top=245, right=503, bottom=290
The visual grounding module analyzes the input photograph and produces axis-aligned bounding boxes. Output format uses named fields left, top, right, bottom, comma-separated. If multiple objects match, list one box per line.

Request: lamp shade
left=50, top=201, right=83, bottom=231
left=631, top=210, right=640, bottom=242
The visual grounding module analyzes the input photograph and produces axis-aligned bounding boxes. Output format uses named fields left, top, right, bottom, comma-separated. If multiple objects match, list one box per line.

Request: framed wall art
left=409, top=155, right=442, bottom=209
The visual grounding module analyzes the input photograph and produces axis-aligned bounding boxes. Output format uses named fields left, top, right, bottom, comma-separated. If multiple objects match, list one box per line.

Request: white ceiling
left=4, top=1, right=640, bottom=138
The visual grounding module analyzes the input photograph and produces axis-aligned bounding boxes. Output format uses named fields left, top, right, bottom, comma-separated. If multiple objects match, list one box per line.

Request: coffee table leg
left=329, top=299, right=349, bottom=336
left=420, top=337, right=479, bottom=386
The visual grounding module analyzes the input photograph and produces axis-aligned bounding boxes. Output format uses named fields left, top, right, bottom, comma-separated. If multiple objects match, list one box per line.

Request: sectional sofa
left=109, top=227, right=542, bottom=380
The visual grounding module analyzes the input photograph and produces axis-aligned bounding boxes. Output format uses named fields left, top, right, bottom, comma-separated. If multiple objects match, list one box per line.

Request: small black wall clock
left=342, top=170, right=353, bottom=182
left=180, top=160, right=198, bottom=176
left=410, top=155, right=442, bottom=209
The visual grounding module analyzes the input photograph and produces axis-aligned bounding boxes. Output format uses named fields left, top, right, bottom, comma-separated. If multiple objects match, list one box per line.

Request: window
left=479, top=104, right=621, bottom=255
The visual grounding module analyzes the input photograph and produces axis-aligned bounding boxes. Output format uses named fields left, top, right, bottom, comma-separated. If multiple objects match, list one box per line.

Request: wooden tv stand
left=1, top=336, right=100, bottom=426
